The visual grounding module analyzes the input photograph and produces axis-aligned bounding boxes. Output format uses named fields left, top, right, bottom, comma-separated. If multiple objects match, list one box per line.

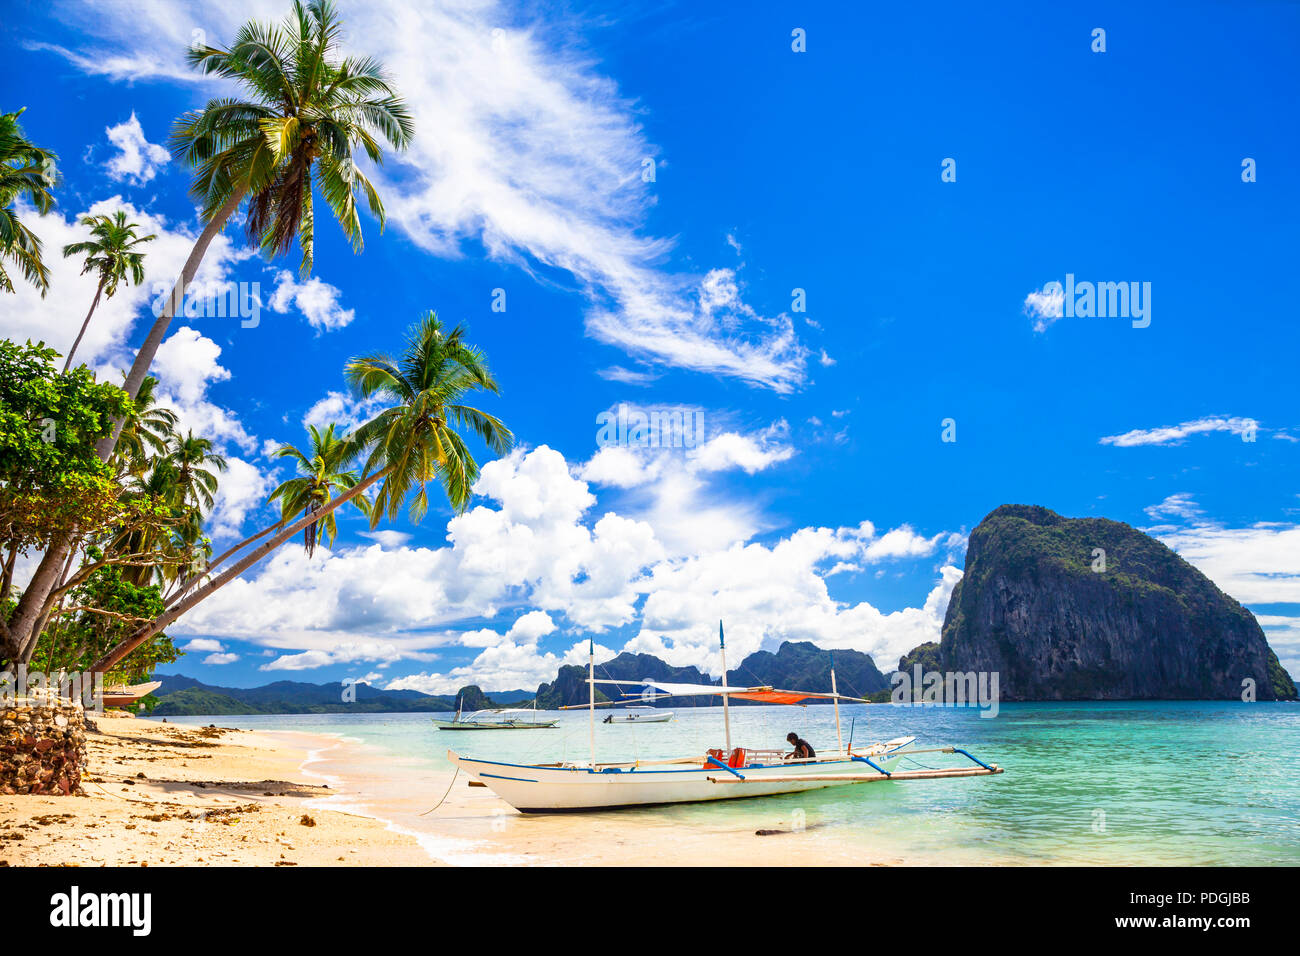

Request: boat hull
left=435, top=722, right=558, bottom=730
left=450, top=748, right=908, bottom=812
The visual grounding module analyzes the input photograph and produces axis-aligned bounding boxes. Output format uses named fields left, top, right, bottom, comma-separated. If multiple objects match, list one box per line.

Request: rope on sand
left=418, top=765, right=461, bottom=816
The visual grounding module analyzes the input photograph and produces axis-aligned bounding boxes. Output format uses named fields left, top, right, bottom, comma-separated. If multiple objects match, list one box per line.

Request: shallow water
left=160, top=701, right=1300, bottom=865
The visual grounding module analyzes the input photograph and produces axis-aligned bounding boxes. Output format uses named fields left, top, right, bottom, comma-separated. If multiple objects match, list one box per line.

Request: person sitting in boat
left=785, top=732, right=815, bottom=760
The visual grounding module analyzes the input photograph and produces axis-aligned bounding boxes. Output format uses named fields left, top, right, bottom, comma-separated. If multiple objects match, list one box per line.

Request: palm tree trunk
left=90, top=466, right=391, bottom=674
left=96, top=188, right=247, bottom=460
left=63, top=275, right=106, bottom=372
left=164, top=522, right=280, bottom=607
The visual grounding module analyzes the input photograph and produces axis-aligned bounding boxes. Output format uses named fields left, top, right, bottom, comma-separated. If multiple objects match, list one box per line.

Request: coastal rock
left=939, top=504, right=1298, bottom=700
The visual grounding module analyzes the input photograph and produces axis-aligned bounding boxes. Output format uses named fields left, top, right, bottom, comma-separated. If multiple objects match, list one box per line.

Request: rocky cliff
left=939, top=504, right=1297, bottom=700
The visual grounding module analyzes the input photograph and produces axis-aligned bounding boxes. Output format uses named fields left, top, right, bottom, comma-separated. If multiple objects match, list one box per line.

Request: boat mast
left=830, top=651, right=843, bottom=754
left=588, top=637, right=596, bottom=768
left=719, top=620, right=732, bottom=752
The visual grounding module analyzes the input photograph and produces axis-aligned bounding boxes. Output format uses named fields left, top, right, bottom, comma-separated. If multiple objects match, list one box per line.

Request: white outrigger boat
left=448, top=623, right=1002, bottom=813
left=603, top=706, right=674, bottom=724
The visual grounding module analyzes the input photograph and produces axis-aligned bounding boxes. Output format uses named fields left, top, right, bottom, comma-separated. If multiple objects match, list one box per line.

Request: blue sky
left=2, top=1, right=1297, bottom=691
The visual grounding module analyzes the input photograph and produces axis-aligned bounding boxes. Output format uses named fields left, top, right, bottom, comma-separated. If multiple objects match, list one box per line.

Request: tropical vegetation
left=0, top=0, right=452, bottom=689
left=0, top=0, right=515, bottom=699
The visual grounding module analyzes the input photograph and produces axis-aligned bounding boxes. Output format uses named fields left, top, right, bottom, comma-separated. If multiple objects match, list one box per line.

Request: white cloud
left=267, top=269, right=355, bottom=331
left=301, top=389, right=384, bottom=432
left=818, top=348, right=835, bottom=367
left=597, top=365, right=658, bottom=386
left=1152, top=520, right=1300, bottom=606
left=203, top=652, right=240, bottom=665
left=182, top=638, right=225, bottom=653
left=171, top=444, right=960, bottom=689
left=1100, top=416, right=1259, bottom=447
left=103, top=113, right=170, bottom=186
left=209, top=455, right=277, bottom=539
left=1024, top=283, right=1065, bottom=332
left=1144, top=493, right=1203, bottom=522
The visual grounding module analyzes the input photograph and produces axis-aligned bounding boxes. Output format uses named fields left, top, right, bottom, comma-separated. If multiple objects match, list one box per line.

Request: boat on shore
left=448, top=623, right=1002, bottom=812
left=101, top=681, right=162, bottom=708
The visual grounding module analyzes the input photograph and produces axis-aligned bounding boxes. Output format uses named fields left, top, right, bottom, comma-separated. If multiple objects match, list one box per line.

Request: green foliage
left=33, top=561, right=178, bottom=681
left=0, top=340, right=131, bottom=548
left=0, top=107, right=58, bottom=295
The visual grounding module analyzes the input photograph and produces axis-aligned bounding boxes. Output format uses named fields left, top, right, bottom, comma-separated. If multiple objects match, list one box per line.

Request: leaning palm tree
left=90, top=311, right=512, bottom=675
left=0, top=107, right=58, bottom=295
left=268, top=423, right=371, bottom=556
left=61, top=210, right=156, bottom=370
left=114, top=0, right=413, bottom=422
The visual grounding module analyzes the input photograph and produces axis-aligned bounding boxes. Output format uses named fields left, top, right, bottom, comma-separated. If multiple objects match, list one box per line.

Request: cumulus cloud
left=267, top=269, right=355, bottom=331
left=204, top=652, right=240, bottom=665
left=103, top=113, right=169, bottom=185
left=1024, top=282, right=1065, bottom=332
left=172, top=445, right=960, bottom=688
left=1100, top=416, right=1260, bottom=447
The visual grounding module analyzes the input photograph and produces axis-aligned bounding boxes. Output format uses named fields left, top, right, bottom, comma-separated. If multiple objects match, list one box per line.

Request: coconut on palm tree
left=61, top=210, right=156, bottom=371
left=0, top=107, right=58, bottom=295
left=91, top=311, right=512, bottom=675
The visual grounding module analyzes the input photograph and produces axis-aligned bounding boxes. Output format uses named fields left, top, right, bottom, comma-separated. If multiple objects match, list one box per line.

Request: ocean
left=159, top=701, right=1300, bottom=865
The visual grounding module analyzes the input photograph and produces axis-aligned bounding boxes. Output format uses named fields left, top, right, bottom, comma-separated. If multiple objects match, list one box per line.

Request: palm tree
left=114, top=376, right=179, bottom=476
left=90, top=311, right=512, bottom=674
left=0, top=107, right=58, bottom=295
left=347, top=312, right=514, bottom=523
left=269, top=423, right=371, bottom=556
left=61, top=211, right=156, bottom=371
left=167, top=431, right=228, bottom=513
left=113, top=0, right=413, bottom=425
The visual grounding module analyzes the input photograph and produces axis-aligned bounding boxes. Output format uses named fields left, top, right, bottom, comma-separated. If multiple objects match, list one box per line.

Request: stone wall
left=0, top=698, right=87, bottom=795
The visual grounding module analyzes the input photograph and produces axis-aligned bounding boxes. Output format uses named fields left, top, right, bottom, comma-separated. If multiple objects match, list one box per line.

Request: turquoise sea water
left=161, top=701, right=1300, bottom=865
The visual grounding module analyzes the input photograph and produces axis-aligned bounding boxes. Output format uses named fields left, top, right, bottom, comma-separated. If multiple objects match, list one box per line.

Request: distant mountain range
left=149, top=641, right=884, bottom=716
left=148, top=674, right=533, bottom=716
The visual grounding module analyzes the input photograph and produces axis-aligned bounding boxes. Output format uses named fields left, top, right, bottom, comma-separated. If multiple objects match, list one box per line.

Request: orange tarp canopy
left=731, top=690, right=828, bottom=705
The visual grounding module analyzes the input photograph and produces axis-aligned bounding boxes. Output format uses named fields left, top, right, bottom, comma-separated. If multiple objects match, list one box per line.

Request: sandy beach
left=0, top=713, right=431, bottom=867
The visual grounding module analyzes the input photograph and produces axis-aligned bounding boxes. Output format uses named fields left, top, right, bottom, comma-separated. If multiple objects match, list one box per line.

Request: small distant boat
left=603, top=707, right=673, bottom=724
left=101, top=681, right=161, bottom=708
left=435, top=708, right=558, bottom=731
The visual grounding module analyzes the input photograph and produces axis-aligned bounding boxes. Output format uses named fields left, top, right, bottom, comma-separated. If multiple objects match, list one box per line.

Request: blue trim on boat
left=706, top=755, right=745, bottom=779
left=952, top=747, right=995, bottom=771
left=480, top=771, right=539, bottom=783
left=851, top=755, right=891, bottom=777
left=456, top=754, right=857, bottom=777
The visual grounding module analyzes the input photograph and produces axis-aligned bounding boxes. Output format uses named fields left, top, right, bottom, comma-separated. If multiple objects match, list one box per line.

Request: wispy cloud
left=1100, top=416, right=1259, bottom=447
